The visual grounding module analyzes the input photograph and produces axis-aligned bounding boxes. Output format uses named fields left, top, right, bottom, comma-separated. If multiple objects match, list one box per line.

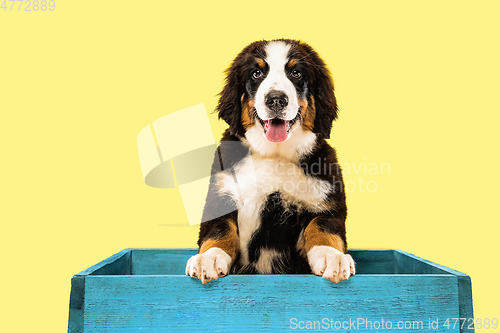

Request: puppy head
left=217, top=39, right=338, bottom=143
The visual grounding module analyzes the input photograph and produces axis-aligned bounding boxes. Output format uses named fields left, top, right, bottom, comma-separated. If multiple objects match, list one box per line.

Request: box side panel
left=131, top=249, right=197, bottom=275
left=68, top=275, right=85, bottom=333
left=394, top=251, right=455, bottom=274
left=89, top=250, right=131, bottom=276
left=79, top=249, right=132, bottom=276
left=349, top=249, right=397, bottom=274
left=131, top=249, right=399, bottom=275
left=458, top=275, right=474, bottom=332
left=83, top=275, right=461, bottom=333
left=393, top=250, right=471, bottom=276
left=128, top=249, right=464, bottom=276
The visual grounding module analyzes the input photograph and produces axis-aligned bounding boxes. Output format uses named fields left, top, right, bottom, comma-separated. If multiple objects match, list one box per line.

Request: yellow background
left=1, top=0, right=499, bottom=331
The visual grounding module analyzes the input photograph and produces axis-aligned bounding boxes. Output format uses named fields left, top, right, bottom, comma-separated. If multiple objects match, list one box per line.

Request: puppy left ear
left=217, top=56, right=246, bottom=138
left=307, top=48, right=339, bottom=139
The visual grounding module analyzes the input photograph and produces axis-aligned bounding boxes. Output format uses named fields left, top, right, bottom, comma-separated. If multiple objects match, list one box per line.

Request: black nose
left=265, top=90, right=288, bottom=112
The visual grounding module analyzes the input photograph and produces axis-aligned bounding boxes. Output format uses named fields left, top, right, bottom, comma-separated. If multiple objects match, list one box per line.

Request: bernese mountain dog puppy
left=186, top=39, right=355, bottom=284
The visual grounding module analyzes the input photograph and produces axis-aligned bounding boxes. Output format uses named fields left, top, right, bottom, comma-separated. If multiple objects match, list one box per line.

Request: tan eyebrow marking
left=256, top=58, right=265, bottom=68
left=288, top=59, right=297, bottom=67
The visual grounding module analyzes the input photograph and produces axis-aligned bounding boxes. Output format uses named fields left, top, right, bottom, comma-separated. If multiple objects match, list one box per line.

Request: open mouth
left=257, top=113, right=299, bottom=143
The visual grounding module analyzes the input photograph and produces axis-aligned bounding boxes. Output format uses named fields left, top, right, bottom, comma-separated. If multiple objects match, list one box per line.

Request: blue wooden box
left=68, top=249, right=473, bottom=332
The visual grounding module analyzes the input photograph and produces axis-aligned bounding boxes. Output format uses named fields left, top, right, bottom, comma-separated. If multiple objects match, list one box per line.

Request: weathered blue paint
left=68, top=249, right=474, bottom=332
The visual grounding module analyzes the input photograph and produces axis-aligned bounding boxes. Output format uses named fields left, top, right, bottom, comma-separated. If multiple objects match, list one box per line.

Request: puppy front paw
left=185, top=247, right=232, bottom=284
left=307, top=245, right=356, bottom=283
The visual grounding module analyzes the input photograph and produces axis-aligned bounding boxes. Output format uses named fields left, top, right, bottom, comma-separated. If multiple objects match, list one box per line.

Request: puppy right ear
left=217, top=63, right=246, bottom=137
left=217, top=41, right=266, bottom=138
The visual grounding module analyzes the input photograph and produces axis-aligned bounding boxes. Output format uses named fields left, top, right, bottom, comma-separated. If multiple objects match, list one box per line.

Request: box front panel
left=83, top=275, right=462, bottom=332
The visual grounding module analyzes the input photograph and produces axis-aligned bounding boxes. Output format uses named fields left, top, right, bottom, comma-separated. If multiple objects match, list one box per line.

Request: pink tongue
left=265, top=119, right=288, bottom=143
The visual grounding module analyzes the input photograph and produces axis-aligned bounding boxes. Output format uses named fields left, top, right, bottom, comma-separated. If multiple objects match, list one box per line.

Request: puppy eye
left=291, top=69, right=302, bottom=79
left=252, top=69, right=263, bottom=79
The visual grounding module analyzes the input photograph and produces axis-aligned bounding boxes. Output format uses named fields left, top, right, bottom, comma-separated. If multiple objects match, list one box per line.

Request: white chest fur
left=216, top=142, right=333, bottom=265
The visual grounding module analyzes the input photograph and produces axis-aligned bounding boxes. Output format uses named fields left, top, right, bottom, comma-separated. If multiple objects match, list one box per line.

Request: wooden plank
left=83, top=275, right=461, bottom=333
left=131, top=248, right=196, bottom=275
left=129, top=248, right=424, bottom=276
left=349, top=249, right=397, bottom=274
left=69, top=249, right=132, bottom=332
left=393, top=250, right=451, bottom=274
left=458, top=275, right=474, bottom=332
left=393, top=250, right=468, bottom=275
left=68, top=275, right=85, bottom=333
left=128, top=249, right=465, bottom=276
left=77, top=249, right=132, bottom=276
